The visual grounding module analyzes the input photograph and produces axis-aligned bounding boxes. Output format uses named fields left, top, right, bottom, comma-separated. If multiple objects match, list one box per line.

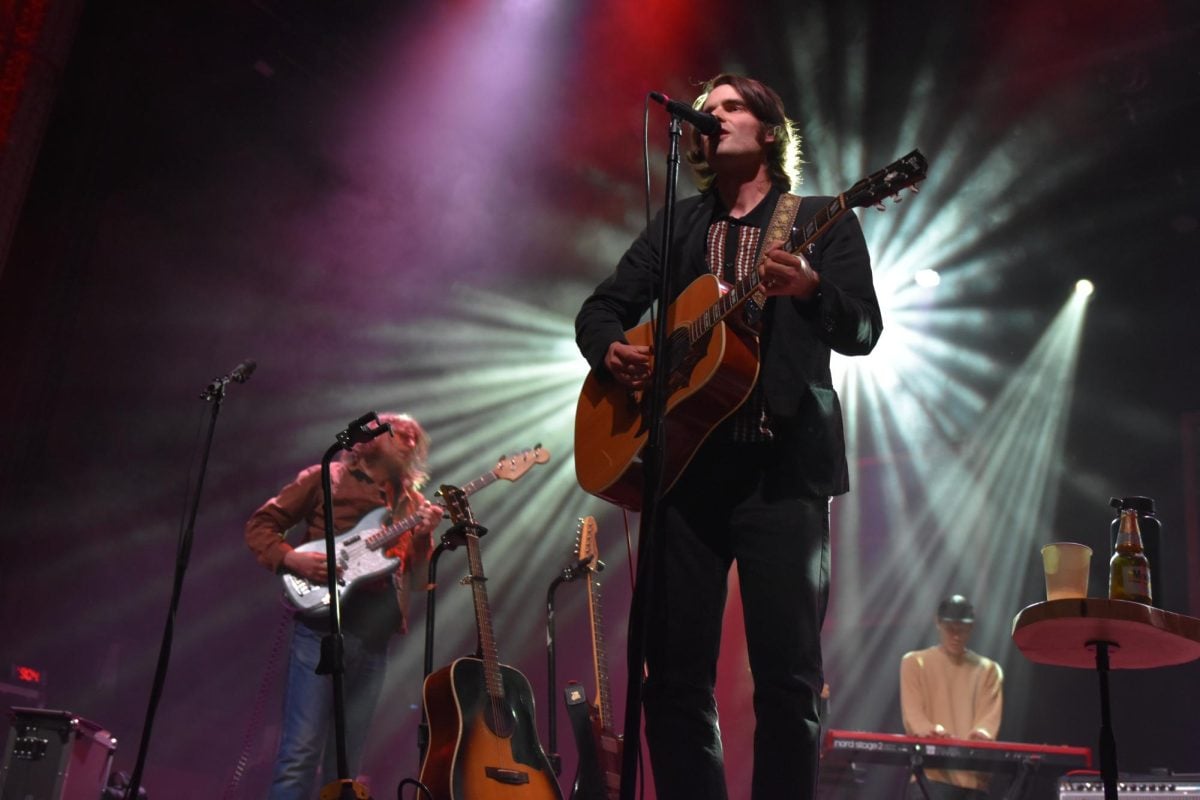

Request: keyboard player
left=899, top=594, right=1004, bottom=799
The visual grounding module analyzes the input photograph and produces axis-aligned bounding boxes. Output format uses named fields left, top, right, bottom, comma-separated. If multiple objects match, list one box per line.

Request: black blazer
left=575, top=189, right=883, bottom=497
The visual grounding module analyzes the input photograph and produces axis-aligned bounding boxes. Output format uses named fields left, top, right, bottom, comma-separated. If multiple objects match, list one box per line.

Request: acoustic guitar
left=419, top=485, right=563, bottom=800
left=574, top=150, right=928, bottom=509
left=562, top=517, right=621, bottom=800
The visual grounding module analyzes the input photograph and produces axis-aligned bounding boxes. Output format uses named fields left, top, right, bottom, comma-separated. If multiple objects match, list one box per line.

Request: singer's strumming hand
left=605, top=341, right=652, bottom=389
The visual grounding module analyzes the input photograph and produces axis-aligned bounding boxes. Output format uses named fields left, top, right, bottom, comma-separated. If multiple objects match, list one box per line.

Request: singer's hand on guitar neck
left=604, top=341, right=652, bottom=389
left=758, top=239, right=820, bottom=299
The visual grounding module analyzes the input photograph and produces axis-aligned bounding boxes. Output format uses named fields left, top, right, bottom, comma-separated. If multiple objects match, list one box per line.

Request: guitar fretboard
left=362, top=471, right=498, bottom=552
left=464, top=531, right=507, bottom=702
left=588, top=567, right=615, bottom=732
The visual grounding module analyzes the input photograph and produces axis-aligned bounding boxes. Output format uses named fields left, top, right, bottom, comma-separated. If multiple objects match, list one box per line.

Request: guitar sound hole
left=485, top=703, right=516, bottom=739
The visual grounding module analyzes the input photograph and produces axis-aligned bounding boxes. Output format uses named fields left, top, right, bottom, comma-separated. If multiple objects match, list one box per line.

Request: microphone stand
left=316, top=412, right=392, bottom=800
left=619, top=114, right=685, bottom=800
left=125, top=366, right=253, bottom=799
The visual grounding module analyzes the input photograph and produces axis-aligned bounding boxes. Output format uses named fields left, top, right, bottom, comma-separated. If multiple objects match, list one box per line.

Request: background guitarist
left=575, top=74, right=884, bottom=799
left=244, top=412, right=444, bottom=800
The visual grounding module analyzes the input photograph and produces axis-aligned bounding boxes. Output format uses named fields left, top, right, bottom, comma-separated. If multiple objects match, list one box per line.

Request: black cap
left=937, top=594, right=974, bottom=623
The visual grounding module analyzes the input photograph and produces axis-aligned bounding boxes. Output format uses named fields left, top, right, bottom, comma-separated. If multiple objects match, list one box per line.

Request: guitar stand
left=416, top=522, right=487, bottom=770
left=395, top=777, right=434, bottom=800
left=544, top=555, right=593, bottom=776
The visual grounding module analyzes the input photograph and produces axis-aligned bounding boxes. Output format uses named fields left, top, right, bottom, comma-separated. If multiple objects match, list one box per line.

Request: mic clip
left=199, top=360, right=257, bottom=402
left=336, top=412, right=392, bottom=448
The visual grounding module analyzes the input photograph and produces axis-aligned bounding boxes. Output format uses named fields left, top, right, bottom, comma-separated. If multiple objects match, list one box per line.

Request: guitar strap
left=766, top=192, right=804, bottom=245
left=746, top=191, right=803, bottom=323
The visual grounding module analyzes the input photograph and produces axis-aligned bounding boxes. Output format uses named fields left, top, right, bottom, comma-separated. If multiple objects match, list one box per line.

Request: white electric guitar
left=281, top=445, right=550, bottom=615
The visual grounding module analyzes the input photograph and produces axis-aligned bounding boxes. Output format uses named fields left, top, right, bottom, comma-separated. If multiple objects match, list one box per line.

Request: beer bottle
left=1109, top=507, right=1152, bottom=603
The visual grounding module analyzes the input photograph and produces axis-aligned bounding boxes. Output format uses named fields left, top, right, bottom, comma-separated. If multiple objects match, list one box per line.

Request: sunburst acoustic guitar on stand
left=419, top=485, right=563, bottom=800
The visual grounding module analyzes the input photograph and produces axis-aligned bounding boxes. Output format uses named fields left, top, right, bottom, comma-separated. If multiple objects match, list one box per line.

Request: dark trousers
left=642, top=442, right=831, bottom=800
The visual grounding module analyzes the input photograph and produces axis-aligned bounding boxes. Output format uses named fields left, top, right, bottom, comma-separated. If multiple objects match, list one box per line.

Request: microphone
left=349, top=411, right=379, bottom=429
left=228, top=360, right=256, bottom=383
left=649, top=91, right=721, bottom=136
left=200, top=359, right=257, bottom=400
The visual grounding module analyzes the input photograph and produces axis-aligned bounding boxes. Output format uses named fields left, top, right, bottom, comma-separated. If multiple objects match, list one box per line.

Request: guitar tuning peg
left=874, top=202, right=887, bottom=212
left=909, top=183, right=921, bottom=193
left=892, top=193, right=904, bottom=203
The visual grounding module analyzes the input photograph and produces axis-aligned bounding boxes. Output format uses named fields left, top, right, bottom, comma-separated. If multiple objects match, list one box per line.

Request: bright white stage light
left=1075, top=279, right=1095, bottom=297
left=914, top=269, right=941, bottom=287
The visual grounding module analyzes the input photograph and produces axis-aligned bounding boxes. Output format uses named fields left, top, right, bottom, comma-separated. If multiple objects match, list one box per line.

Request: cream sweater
left=899, top=645, right=1004, bottom=790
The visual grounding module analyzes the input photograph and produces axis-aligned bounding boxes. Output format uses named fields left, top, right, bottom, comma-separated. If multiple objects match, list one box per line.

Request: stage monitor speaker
left=1060, top=774, right=1200, bottom=799
left=0, top=707, right=116, bottom=800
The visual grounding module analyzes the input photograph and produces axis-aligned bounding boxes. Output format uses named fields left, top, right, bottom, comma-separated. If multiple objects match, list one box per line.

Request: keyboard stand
left=907, top=748, right=1039, bottom=800
left=908, top=751, right=933, bottom=798
left=1001, top=757, right=1038, bottom=800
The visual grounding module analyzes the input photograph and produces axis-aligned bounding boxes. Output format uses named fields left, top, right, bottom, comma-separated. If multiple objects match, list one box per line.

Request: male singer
left=575, top=74, right=883, bottom=798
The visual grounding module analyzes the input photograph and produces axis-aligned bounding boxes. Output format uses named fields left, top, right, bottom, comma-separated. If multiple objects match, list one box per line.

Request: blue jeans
left=267, top=621, right=389, bottom=800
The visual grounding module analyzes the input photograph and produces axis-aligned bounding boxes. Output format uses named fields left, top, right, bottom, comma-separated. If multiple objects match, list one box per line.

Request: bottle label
left=1121, top=565, right=1150, bottom=598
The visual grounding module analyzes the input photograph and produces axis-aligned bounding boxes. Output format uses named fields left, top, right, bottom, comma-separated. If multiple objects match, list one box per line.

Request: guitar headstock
left=438, top=484, right=473, bottom=525
left=574, top=516, right=599, bottom=569
left=843, top=149, right=927, bottom=211
left=492, top=444, right=551, bottom=483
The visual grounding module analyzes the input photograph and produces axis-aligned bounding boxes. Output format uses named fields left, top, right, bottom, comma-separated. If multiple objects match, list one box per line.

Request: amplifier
left=0, top=681, right=44, bottom=711
left=0, top=707, right=116, bottom=800
left=1060, top=774, right=1200, bottom=799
